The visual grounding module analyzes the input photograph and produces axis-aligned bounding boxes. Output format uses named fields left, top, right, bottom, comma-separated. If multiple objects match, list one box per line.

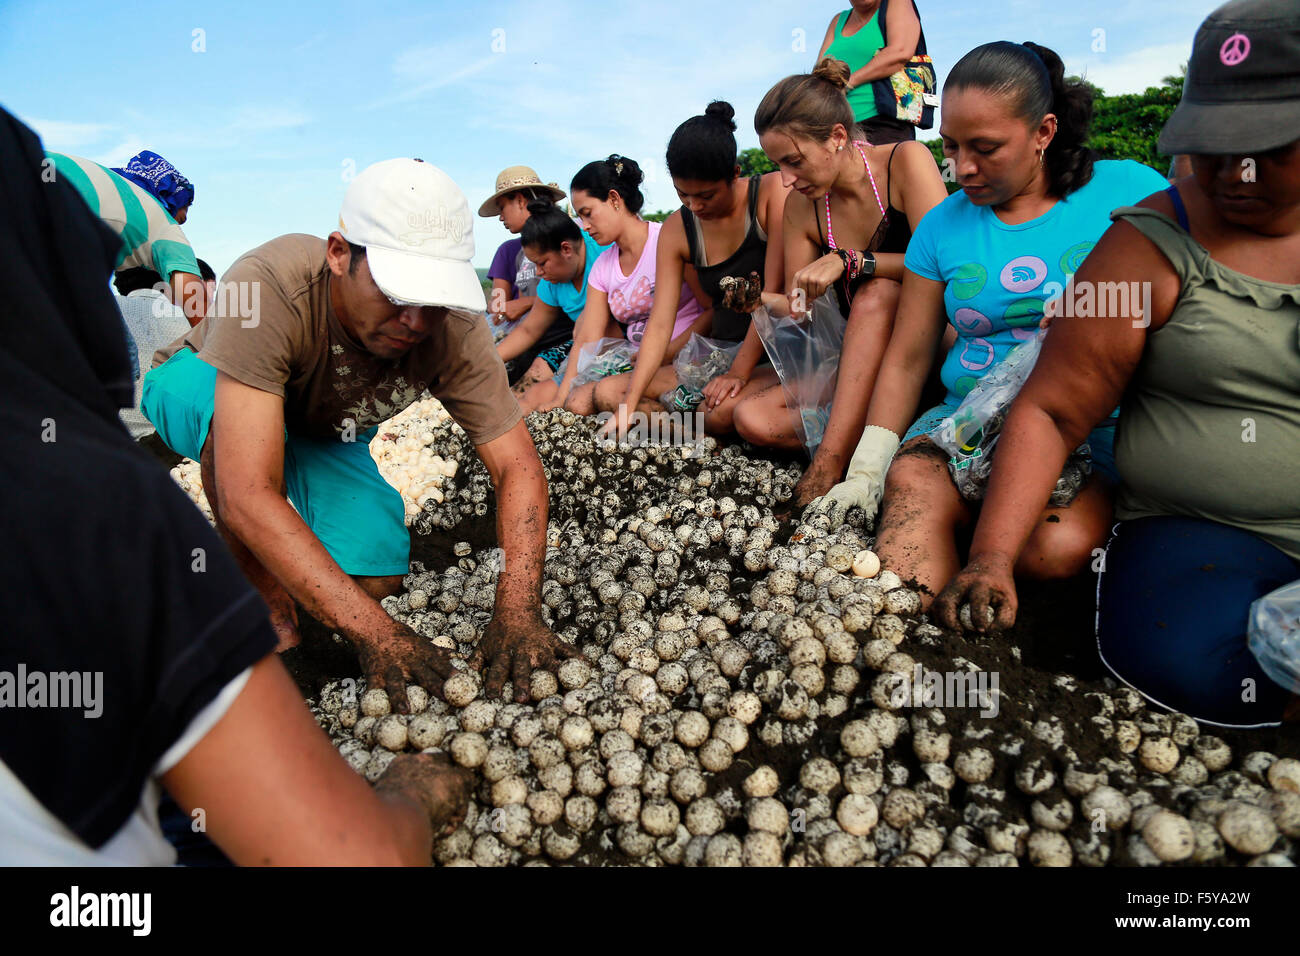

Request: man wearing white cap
left=142, top=158, right=576, bottom=708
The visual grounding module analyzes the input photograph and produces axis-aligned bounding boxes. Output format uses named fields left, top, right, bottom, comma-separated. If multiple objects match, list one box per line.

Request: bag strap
left=1165, top=184, right=1191, bottom=232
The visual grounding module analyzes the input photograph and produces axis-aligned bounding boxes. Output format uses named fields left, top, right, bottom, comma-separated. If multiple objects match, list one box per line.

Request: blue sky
left=1, top=0, right=1219, bottom=275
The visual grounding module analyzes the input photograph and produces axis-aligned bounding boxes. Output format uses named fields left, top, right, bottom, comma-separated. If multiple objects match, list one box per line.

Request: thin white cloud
left=89, top=136, right=148, bottom=168
left=20, top=117, right=114, bottom=151
left=1070, top=41, right=1189, bottom=96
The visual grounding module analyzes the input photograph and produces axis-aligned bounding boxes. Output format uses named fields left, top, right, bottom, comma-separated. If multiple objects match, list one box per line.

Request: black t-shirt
left=0, top=350, right=277, bottom=849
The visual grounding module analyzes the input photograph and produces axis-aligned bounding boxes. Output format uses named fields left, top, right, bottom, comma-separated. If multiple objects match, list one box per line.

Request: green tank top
left=1110, top=206, right=1300, bottom=560
left=825, top=8, right=884, bottom=122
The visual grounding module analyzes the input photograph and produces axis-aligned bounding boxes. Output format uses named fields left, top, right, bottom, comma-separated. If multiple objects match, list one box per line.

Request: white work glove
left=807, top=425, right=901, bottom=527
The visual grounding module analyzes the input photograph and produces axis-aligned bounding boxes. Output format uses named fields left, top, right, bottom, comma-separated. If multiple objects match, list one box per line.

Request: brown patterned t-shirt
left=154, top=234, right=520, bottom=444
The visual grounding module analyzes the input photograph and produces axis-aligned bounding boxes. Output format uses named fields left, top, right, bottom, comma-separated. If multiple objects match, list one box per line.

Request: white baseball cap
left=337, top=158, right=484, bottom=311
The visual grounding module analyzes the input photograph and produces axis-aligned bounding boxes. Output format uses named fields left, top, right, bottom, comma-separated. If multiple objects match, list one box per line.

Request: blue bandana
left=111, top=150, right=194, bottom=219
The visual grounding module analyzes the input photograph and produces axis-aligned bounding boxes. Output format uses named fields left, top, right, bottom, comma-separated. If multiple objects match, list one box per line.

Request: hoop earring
left=1037, top=148, right=1045, bottom=168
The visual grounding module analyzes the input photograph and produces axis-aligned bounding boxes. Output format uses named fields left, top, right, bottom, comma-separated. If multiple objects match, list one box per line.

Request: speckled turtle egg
left=404, top=685, right=430, bottom=714
left=1193, top=735, right=1233, bottom=772
left=363, top=748, right=396, bottom=783
left=837, top=793, right=879, bottom=836
left=656, top=661, right=689, bottom=696
left=606, top=786, right=642, bottom=824
left=952, top=747, right=994, bottom=785
left=704, top=833, right=744, bottom=867
left=881, top=789, right=925, bottom=829
left=556, top=657, right=592, bottom=691
left=491, top=775, right=529, bottom=808
left=1217, top=803, right=1278, bottom=855
left=460, top=699, right=498, bottom=734
left=1268, top=758, right=1300, bottom=794
left=747, top=797, right=789, bottom=835
left=599, top=728, right=635, bottom=760
left=528, top=733, right=566, bottom=770
left=529, top=669, right=559, bottom=702
left=480, top=745, right=516, bottom=784
left=338, top=739, right=370, bottom=773
left=449, top=732, right=488, bottom=768
left=674, top=710, right=710, bottom=749
left=883, top=588, right=921, bottom=617
left=685, top=797, right=726, bottom=836
left=800, top=757, right=841, bottom=794
left=742, top=831, right=784, bottom=867
left=712, top=716, right=749, bottom=754
left=374, top=714, right=409, bottom=752
left=840, top=720, right=880, bottom=759
left=471, top=832, right=513, bottom=867
left=727, top=690, right=762, bottom=725
left=607, top=750, right=645, bottom=788
left=1030, top=792, right=1074, bottom=832
left=1080, top=785, right=1131, bottom=831
left=525, top=790, right=564, bottom=827
left=352, top=715, right=378, bottom=747
left=542, top=826, right=581, bottom=861
left=537, top=761, right=573, bottom=797
left=1140, top=810, right=1195, bottom=862
left=510, top=713, right=543, bottom=748
left=443, top=672, right=481, bottom=708
left=641, top=798, right=681, bottom=838
left=1138, top=736, right=1179, bottom=774
left=564, top=794, right=598, bottom=833
left=671, top=767, right=708, bottom=804
left=360, top=688, right=391, bottom=718
left=841, top=603, right=874, bottom=634
left=1114, top=720, right=1142, bottom=754
left=698, top=738, right=734, bottom=773
left=1026, top=830, right=1072, bottom=867
left=913, top=729, right=951, bottom=764
left=742, top=765, right=780, bottom=799
left=871, top=614, right=906, bottom=645
left=559, top=716, right=594, bottom=752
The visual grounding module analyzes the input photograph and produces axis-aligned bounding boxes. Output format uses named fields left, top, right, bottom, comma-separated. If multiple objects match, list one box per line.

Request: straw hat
left=477, top=165, right=566, bottom=217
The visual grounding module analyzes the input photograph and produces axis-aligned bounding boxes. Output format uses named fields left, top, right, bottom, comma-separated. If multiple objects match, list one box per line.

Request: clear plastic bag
left=658, top=334, right=740, bottom=411
left=929, top=330, right=1091, bottom=505
left=485, top=311, right=520, bottom=344
left=1248, top=579, right=1300, bottom=693
left=554, top=336, right=639, bottom=387
left=751, top=292, right=846, bottom=458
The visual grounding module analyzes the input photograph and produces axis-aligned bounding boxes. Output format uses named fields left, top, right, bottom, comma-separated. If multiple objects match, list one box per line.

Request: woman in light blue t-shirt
left=816, top=41, right=1168, bottom=604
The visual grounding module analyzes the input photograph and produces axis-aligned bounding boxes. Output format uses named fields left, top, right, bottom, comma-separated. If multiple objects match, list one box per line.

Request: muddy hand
left=358, top=626, right=458, bottom=713
left=375, top=752, right=475, bottom=835
left=934, top=554, right=1019, bottom=634
left=470, top=616, right=583, bottom=703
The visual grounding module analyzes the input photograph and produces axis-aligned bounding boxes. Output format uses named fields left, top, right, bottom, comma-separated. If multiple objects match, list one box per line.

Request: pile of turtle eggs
left=306, top=409, right=1298, bottom=867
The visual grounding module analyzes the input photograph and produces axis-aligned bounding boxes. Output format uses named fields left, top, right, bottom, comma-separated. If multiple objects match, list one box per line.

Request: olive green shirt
left=1111, top=207, right=1300, bottom=560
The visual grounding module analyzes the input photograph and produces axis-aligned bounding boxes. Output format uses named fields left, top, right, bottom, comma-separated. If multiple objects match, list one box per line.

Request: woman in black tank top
left=593, top=102, right=791, bottom=442
left=737, top=60, right=947, bottom=505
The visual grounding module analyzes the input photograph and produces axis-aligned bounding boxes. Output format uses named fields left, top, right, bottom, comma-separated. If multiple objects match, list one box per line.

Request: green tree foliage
left=739, top=147, right=777, bottom=177
left=1086, top=71, right=1184, bottom=170
left=642, top=210, right=672, bottom=223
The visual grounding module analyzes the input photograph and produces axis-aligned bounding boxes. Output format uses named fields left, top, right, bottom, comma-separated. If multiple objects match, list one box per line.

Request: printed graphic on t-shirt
left=328, top=342, right=422, bottom=432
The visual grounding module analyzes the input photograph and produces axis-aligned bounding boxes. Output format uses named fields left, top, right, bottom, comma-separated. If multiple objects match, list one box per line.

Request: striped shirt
left=45, top=152, right=200, bottom=282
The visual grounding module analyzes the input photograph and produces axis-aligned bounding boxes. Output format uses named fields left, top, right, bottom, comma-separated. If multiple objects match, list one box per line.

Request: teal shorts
left=141, top=349, right=410, bottom=576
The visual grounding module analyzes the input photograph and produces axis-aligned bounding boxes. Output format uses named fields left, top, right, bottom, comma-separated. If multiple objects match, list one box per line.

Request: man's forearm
left=489, top=456, right=548, bottom=625
left=222, top=488, right=397, bottom=643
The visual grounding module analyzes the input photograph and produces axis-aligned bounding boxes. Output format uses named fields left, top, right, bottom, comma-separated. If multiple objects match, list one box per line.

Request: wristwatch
left=860, top=251, right=877, bottom=279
